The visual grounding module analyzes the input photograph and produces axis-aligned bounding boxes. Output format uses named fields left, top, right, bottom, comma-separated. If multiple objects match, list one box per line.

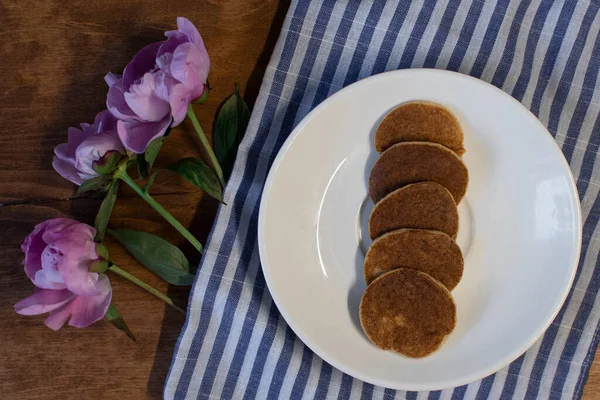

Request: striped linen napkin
left=165, top=0, right=600, bottom=398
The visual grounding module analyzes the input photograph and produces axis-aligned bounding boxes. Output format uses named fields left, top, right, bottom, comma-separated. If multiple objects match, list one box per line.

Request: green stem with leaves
left=108, top=265, right=185, bottom=314
left=114, top=169, right=204, bottom=253
left=186, top=104, right=225, bottom=187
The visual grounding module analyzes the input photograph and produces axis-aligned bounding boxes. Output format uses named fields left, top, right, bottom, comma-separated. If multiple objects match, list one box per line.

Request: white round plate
left=257, top=69, right=582, bottom=391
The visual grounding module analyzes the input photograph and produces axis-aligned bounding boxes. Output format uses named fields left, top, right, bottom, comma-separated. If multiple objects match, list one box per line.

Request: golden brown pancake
left=375, top=101, right=465, bottom=155
left=368, top=182, right=459, bottom=240
left=369, top=142, right=469, bottom=204
left=360, top=268, right=456, bottom=358
left=364, top=229, right=463, bottom=290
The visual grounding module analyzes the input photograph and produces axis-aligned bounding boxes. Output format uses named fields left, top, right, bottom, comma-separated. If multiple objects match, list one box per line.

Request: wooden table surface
left=1, top=1, right=599, bottom=399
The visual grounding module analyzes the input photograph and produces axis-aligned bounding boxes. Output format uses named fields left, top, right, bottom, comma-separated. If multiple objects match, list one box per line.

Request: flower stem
left=108, top=265, right=185, bottom=314
left=115, top=170, right=203, bottom=253
left=186, top=104, right=225, bottom=187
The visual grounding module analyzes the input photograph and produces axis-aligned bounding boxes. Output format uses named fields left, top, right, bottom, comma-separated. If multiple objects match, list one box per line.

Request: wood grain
left=1, top=0, right=599, bottom=399
left=0, top=0, right=288, bottom=398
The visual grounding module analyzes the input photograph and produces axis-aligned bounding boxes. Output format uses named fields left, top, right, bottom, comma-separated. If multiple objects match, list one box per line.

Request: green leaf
left=105, top=303, right=136, bottom=342
left=107, top=228, right=194, bottom=286
left=137, top=128, right=171, bottom=178
left=94, top=180, right=119, bottom=242
left=145, top=136, right=167, bottom=173
left=166, top=158, right=224, bottom=203
left=76, top=175, right=112, bottom=196
left=214, top=84, right=250, bottom=181
left=144, top=169, right=163, bottom=194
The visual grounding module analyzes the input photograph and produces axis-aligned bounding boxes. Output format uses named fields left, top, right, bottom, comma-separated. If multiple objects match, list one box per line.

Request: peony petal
left=14, top=289, right=74, bottom=316
left=58, top=261, right=100, bottom=296
left=156, top=52, right=172, bottom=72
left=53, top=237, right=100, bottom=297
left=153, top=70, right=177, bottom=103
left=170, top=43, right=210, bottom=86
left=124, top=72, right=170, bottom=122
left=53, top=158, right=84, bottom=185
left=33, top=245, right=67, bottom=290
left=44, top=303, right=72, bottom=331
left=157, top=32, right=187, bottom=64
left=68, top=274, right=112, bottom=328
left=169, top=84, right=191, bottom=126
left=169, top=76, right=202, bottom=126
left=54, top=143, right=76, bottom=165
left=107, top=80, right=137, bottom=121
left=42, top=218, right=93, bottom=245
left=122, top=42, right=163, bottom=89
left=117, top=116, right=171, bottom=154
left=60, top=266, right=100, bottom=297
left=93, top=110, right=118, bottom=133
left=104, top=72, right=121, bottom=87
left=65, top=127, right=91, bottom=154
left=33, top=269, right=67, bottom=290
left=175, top=17, right=203, bottom=48
left=21, top=220, right=51, bottom=280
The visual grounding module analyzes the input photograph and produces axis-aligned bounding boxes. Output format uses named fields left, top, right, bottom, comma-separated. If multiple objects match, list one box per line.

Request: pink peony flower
left=53, top=110, right=124, bottom=185
left=14, top=218, right=112, bottom=330
left=105, top=17, right=210, bottom=154
left=160, top=17, right=210, bottom=123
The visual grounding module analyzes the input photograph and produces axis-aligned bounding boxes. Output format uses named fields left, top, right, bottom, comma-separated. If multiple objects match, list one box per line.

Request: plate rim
left=257, top=68, right=583, bottom=390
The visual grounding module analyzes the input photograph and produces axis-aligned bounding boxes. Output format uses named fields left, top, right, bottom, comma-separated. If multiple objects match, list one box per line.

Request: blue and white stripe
left=165, top=1, right=600, bottom=398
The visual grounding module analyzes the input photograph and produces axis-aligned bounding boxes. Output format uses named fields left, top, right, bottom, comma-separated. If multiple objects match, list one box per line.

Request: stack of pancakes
left=359, top=101, right=469, bottom=358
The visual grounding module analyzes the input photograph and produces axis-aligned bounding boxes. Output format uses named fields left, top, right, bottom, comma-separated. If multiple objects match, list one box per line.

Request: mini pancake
left=368, top=182, right=459, bottom=240
left=375, top=101, right=465, bottom=155
left=360, top=268, right=456, bottom=358
left=369, top=142, right=469, bottom=204
left=364, top=228, right=463, bottom=290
